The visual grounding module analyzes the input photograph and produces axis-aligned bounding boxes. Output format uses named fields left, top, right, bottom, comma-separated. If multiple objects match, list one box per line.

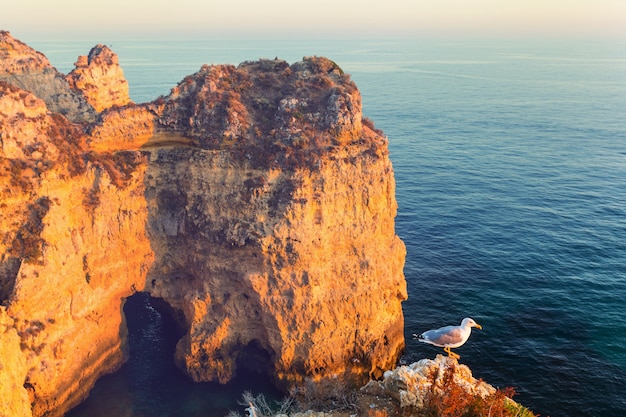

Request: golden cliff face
left=1, top=78, right=154, bottom=416
left=0, top=31, right=95, bottom=123
left=143, top=140, right=407, bottom=389
left=0, top=32, right=406, bottom=417
left=66, top=44, right=131, bottom=112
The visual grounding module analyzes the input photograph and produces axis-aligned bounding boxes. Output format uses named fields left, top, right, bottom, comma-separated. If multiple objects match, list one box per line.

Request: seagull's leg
left=444, top=347, right=460, bottom=360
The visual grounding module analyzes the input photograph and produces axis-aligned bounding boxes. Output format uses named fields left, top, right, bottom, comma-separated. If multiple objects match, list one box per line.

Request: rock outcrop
left=66, top=44, right=131, bottom=112
left=362, top=355, right=496, bottom=409
left=224, top=356, right=532, bottom=417
left=0, top=31, right=95, bottom=123
left=144, top=57, right=406, bottom=387
left=0, top=31, right=406, bottom=417
left=0, top=307, right=30, bottom=417
left=0, top=79, right=154, bottom=417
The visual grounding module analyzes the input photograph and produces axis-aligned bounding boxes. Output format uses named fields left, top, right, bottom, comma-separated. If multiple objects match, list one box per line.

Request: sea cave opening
left=235, top=338, right=276, bottom=378
left=122, top=291, right=187, bottom=377
left=67, top=291, right=283, bottom=417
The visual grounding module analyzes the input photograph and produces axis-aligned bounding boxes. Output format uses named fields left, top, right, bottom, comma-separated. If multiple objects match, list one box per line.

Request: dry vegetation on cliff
left=0, top=81, right=146, bottom=262
left=227, top=358, right=536, bottom=417
left=153, top=55, right=386, bottom=170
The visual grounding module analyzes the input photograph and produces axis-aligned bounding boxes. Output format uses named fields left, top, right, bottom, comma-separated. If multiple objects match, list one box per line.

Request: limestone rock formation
left=0, top=80, right=154, bottom=417
left=86, top=105, right=154, bottom=151
left=0, top=31, right=95, bottom=123
left=0, top=33, right=406, bottom=417
left=66, top=44, right=131, bottom=112
left=362, top=355, right=496, bottom=409
left=143, top=56, right=406, bottom=387
left=0, top=307, right=31, bottom=417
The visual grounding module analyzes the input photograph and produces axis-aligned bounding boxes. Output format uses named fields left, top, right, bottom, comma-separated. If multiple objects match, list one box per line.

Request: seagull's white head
left=462, top=317, right=483, bottom=330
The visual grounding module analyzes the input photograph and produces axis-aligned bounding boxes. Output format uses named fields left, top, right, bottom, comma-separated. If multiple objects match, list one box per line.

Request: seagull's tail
left=412, top=333, right=426, bottom=341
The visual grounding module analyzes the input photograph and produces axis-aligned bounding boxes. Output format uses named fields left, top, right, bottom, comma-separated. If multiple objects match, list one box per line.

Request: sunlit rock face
left=363, top=356, right=497, bottom=409
left=0, top=307, right=30, bottom=417
left=146, top=56, right=406, bottom=387
left=66, top=44, right=131, bottom=112
left=0, top=31, right=406, bottom=416
left=0, top=31, right=95, bottom=123
left=144, top=143, right=406, bottom=388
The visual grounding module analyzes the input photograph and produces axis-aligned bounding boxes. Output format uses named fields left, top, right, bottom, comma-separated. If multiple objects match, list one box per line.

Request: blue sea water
left=28, top=37, right=626, bottom=417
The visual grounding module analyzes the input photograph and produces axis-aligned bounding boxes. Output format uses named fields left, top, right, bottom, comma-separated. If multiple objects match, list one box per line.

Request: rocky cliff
left=0, top=31, right=95, bottom=123
left=0, top=31, right=406, bottom=417
left=66, top=44, right=131, bottom=112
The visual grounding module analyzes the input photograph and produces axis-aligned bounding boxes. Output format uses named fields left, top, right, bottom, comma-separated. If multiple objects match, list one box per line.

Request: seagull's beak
left=475, top=323, right=483, bottom=330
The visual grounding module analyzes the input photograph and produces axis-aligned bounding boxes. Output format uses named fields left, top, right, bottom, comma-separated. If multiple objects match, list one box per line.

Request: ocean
left=25, top=36, right=626, bottom=417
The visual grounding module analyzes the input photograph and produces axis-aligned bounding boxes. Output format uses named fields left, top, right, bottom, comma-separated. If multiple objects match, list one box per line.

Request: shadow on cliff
left=113, top=53, right=406, bottom=404
left=136, top=141, right=284, bottom=392
left=68, top=292, right=283, bottom=417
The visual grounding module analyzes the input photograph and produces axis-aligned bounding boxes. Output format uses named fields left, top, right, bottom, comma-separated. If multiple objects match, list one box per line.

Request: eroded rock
left=66, top=44, right=131, bottom=112
left=0, top=31, right=96, bottom=123
left=362, top=355, right=496, bottom=409
left=0, top=34, right=406, bottom=417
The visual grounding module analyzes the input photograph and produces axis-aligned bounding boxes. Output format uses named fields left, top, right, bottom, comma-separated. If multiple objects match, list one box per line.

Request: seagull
left=413, top=317, right=482, bottom=359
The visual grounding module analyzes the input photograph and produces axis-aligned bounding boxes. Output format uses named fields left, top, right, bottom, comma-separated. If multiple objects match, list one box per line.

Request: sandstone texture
left=0, top=31, right=406, bottom=417
left=227, top=356, right=528, bottom=417
left=362, top=355, right=496, bottom=409
left=0, top=31, right=95, bottom=123
left=66, top=44, right=131, bottom=112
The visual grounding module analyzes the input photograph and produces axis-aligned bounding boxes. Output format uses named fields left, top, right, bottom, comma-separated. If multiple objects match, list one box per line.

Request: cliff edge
left=0, top=31, right=96, bottom=123
left=0, top=31, right=406, bottom=417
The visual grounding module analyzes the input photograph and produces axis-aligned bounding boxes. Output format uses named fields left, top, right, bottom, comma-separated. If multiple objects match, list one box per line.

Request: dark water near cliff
left=66, top=292, right=282, bottom=416
left=32, top=37, right=626, bottom=417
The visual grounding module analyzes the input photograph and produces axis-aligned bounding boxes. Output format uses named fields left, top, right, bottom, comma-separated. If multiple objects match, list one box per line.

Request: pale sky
left=4, top=0, right=626, bottom=39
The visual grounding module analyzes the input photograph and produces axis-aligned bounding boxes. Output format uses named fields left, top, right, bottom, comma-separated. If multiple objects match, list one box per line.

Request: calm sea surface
left=27, top=37, right=626, bottom=417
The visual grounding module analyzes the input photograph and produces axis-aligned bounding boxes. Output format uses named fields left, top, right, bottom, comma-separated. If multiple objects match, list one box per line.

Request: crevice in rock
left=9, top=196, right=51, bottom=265
left=0, top=256, right=21, bottom=305
left=235, top=339, right=276, bottom=379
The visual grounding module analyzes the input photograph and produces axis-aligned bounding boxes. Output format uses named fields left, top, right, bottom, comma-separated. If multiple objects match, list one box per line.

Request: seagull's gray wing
left=421, top=325, right=464, bottom=346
